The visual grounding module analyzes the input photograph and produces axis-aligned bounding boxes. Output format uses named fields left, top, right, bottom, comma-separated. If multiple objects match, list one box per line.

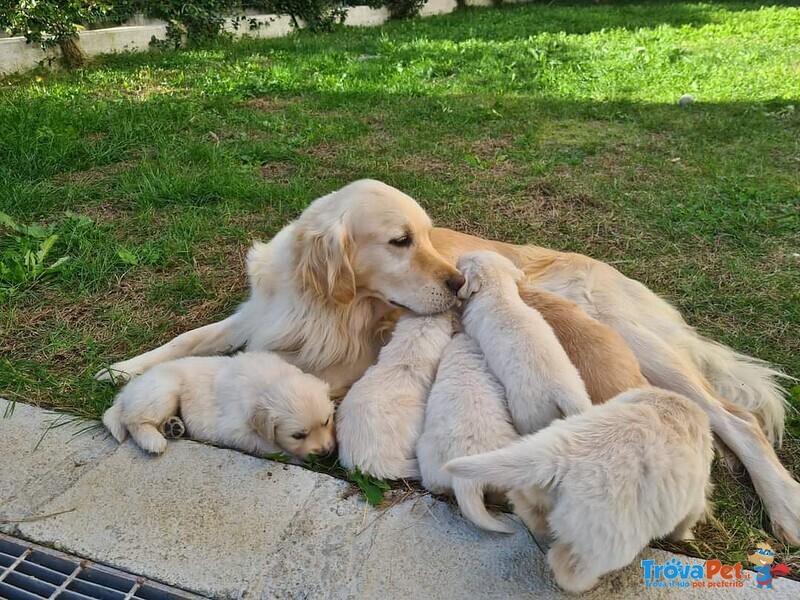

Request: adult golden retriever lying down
left=96, top=179, right=799, bottom=544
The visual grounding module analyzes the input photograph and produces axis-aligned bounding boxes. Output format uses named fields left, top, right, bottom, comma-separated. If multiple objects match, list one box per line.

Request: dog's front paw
left=161, top=416, right=186, bottom=439
left=94, top=360, right=143, bottom=384
left=769, top=478, right=800, bottom=546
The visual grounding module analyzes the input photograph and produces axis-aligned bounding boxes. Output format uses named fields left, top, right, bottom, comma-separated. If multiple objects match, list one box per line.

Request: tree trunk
left=58, top=37, right=85, bottom=68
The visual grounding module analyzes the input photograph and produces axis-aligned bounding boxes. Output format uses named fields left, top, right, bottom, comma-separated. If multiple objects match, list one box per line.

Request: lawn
left=1, top=0, right=799, bottom=568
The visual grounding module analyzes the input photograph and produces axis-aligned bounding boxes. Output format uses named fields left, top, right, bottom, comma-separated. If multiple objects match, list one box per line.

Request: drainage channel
left=0, top=533, right=203, bottom=600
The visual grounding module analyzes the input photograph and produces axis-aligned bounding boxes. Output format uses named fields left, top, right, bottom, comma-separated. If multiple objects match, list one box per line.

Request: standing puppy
left=336, top=313, right=454, bottom=479
left=517, top=283, right=647, bottom=404
left=444, top=387, right=714, bottom=593
left=102, top=352, right=335, bottom=459
left=417, top=333, right=519, bottom=534
left=457, top=251, right=591, bottom=434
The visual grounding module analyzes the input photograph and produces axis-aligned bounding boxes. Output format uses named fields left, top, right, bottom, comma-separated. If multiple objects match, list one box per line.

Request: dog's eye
left=292, top=432, right=308, bottom=440
left=323, top=417, right=330, bottom=426
left=389, top=234, right=412, bottom=247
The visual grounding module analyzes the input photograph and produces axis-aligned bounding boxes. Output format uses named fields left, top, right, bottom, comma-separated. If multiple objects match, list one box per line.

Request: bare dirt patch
left=259, top=161, right=295, bottom=183
left=52, top=162, right=133, bottom=186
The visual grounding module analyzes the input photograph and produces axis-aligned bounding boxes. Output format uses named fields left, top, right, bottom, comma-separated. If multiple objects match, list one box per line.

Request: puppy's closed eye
left=292, top=432, right=308, bottom=440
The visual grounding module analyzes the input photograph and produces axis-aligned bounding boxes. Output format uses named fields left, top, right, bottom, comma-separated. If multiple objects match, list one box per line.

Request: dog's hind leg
left=547, top=542, right=601, bottom=593
left=127, top=423, right=168, bottom=455
left=96, top=314, right=246, bottom=383
left=611, top=319, right=800, bottom=546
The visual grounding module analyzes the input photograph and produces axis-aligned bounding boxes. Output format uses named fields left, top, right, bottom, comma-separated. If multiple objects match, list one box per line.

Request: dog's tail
left=452, top=478, right=515, bottom=534
left=684, top=333, right=790, bottom=446
left=102, top=402, right=127, bottom=443
left=443, top=434, right=560, bottom=492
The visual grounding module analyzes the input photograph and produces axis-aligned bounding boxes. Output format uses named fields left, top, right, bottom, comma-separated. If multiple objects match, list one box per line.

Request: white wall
left=0, top=0, right=496, bottom=74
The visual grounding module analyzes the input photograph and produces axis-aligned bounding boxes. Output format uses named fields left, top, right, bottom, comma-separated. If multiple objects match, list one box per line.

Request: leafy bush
left=0, top=1, right=111, bottom=66
left=266, top=0, right=347, bottom=32
left=382, top=0, right=427, bottom=20
left=0, top=212, right=72, bottom=300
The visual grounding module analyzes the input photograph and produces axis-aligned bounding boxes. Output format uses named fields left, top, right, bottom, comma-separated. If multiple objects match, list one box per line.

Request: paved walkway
left=2, top=401, right=798, bottom=599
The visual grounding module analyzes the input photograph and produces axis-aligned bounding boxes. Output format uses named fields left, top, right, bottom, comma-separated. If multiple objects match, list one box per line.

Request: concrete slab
left=4, top=402, right=799, bottom=598
left=0, top=401, right=117, bottom=530
left=18, top=438, right=329, bottom=599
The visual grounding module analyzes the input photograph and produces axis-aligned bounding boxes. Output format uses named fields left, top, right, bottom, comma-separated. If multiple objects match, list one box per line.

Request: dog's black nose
left=445, top=274, right=466, bottom=294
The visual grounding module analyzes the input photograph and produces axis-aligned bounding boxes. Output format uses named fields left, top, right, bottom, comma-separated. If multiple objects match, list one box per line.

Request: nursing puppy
left=336, top=313, right=454, bottom=479
left=457, top=251, right=592, bottom=434
left=517, top=283, right=648, bottom=404
left=417, top=333, right=518, bottom=534
left=445, top=387, right=714, bottom=593
left=102, top=352, right=335, bottom=459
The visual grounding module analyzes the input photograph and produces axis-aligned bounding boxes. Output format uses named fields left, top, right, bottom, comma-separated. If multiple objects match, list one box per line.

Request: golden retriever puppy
left=102, top=352, right=335, bottom=459
left=517, top=282, right=647, bottom=404
left=336, top=313, right=454, bottom=479
left=457, top=251, right=592, bottom=434
left=444, top=387, right=714, bottom=593
left=417, top=333, right=518, bottom=534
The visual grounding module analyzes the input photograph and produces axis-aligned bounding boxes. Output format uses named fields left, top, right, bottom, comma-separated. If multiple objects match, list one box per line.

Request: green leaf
left=0, top=212, right=22, bottom=233
left=117, top=248, right=138, bottom=265
left=349, top=469, right=389, bottom=506
left=36, top=234, right=59, bottom=263
left=42, top=256, right=70, bottom=274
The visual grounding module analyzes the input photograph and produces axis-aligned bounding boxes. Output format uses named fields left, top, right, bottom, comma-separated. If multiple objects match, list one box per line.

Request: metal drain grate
left=0, top=534, right=201, bottom=600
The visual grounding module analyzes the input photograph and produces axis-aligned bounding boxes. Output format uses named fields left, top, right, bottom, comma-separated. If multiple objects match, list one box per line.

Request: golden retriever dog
left=457, top=251, right=592, bottom=434
left=336, top=313, right=454, bottom=479
left=102, top=352, right=335, bottom=459
left=444, top=387, right=714, bottom=593
left=96, top=179, right=799, bottom=544
left=417, top=333, right=519, bottom=534
left=517, top=282, right=648, bottom=404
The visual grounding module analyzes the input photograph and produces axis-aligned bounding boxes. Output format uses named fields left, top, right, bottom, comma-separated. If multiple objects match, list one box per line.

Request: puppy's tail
left=452, top=478, right=515, bottom=534
left=443, top=433, right=560, bottom=491
left=102, top=402, right=127, bottom=443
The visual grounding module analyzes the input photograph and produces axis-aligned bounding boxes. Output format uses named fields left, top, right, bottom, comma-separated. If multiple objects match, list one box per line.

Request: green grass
left=1, top=0, right=799, bottom=568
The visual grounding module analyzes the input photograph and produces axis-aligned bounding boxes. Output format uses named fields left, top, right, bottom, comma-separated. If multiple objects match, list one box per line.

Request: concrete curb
left=2, top=400, right=798, bottom=598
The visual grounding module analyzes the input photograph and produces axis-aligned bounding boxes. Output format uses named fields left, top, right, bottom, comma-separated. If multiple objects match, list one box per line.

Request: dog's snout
left=445, top=273, right=466, bottom=294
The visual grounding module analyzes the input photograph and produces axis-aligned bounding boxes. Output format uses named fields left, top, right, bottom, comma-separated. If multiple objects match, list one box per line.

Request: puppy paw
left=94, top=360, right=142, bottom=383
left=769, top=478, right=800, bottom=546
left=161, top=416, right=186, bottom=439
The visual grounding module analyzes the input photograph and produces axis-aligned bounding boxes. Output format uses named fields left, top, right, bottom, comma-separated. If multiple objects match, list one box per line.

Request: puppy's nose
left=445, top=273, right=466, bottom=294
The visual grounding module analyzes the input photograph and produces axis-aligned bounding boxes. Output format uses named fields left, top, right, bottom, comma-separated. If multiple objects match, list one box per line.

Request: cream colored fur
left=417, top=333, right=519, bottom=534
left=457, top=251, right=592, bottom=434
left=444, top=387, right=714, bottom=593
left=95, top=181, right=799, bottom=544
left=336, top=313, right=454, bottom=479
left=102, top=352, right=335, bottom=459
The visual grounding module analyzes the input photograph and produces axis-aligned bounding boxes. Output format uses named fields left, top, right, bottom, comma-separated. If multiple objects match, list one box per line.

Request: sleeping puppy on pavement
left=336, top=312, right=454, bottom=480
left=417, top=332, right=519, bottom=534
left=444, top=387, right=714, bottom=593
left=102, top=352, right=335, bottom=460
left=457, top=251, right=592, bottom=434
left=517, top=282, right=648, bottom=404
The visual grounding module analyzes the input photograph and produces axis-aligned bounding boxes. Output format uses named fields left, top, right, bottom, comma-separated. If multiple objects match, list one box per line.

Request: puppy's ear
left=456, top=259, right=481, bottom=300
left=248, top=405, right=277, bottom=442
left=296, top=217, right=356, bottom=305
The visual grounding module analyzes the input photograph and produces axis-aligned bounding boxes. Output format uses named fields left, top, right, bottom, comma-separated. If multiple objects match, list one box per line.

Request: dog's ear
left=456, top=257, right=482, bottom=300
left=296, top=217, right=356, bottom=304
left=248, top=405, right=278, bottom=442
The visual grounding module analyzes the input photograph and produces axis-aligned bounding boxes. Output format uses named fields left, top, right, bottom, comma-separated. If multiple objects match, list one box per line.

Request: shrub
left=0, top=1, right=111, bottom=66
left=382, top=0, right=426, bottom=20
left=265, top=0, right=347, bottom=32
